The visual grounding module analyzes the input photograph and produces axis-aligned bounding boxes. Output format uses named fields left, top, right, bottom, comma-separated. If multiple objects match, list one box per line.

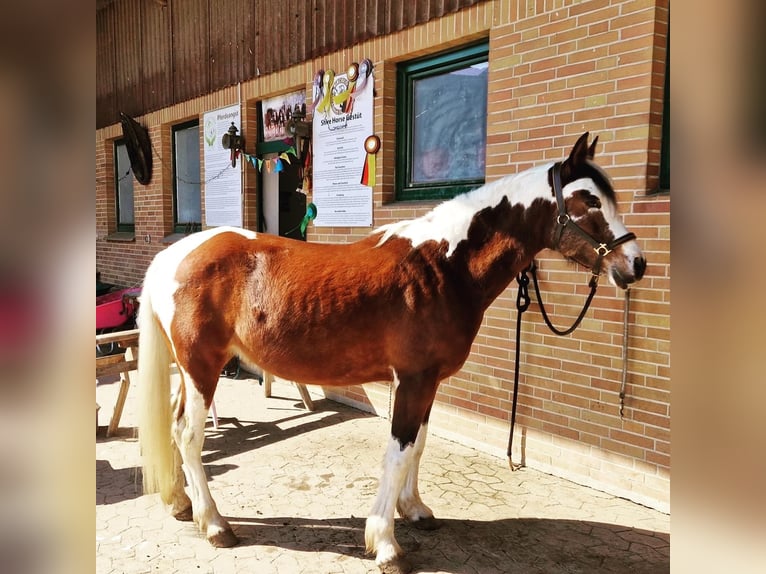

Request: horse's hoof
left=171, top=506, right=193, bottom=522
left=411, top=516, right=442, bottom=531
left=208, top=528, right=239, bottom=548
left=378, top=556, right=412, bottom=574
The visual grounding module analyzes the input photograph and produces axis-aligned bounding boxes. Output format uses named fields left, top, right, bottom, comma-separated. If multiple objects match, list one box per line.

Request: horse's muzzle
left=609, top=255, right=646, bottom=289
left=634, top=256, right=647, bottom=281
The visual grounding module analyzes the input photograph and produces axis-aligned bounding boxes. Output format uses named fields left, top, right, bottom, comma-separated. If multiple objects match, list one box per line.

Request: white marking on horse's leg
left=396, top=423, right=433, bottom=522
left=166, top=385, right=192, bottom=519
left=174, top=377, right=234, bottom=544
left=167, top=441, right=193, bottom=519
left=365, top=436, right=416, bottom=565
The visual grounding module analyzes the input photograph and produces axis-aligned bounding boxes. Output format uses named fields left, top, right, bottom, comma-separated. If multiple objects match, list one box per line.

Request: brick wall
left=96, top=0, right=669, bottom=511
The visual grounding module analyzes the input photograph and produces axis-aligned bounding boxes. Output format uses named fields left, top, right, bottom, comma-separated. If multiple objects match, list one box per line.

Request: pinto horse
left=137, top=133, right=645, bottom=573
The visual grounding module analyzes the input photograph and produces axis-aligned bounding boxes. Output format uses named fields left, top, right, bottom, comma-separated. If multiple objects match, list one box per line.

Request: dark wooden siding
left=141, top=2, right=172, bottom=113
left=97, top=0, right=486, bottom=128
left=171, top=0, right=210, bottom=104
left=96, top=3, right=117, bottom=126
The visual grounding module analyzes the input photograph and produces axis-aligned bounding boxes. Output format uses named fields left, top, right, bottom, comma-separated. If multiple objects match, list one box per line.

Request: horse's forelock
left=583, top=160, right=617, bottom=204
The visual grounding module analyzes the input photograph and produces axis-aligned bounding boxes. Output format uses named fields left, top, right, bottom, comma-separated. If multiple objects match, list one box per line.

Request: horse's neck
left=452, top=192, right=556, bottom=306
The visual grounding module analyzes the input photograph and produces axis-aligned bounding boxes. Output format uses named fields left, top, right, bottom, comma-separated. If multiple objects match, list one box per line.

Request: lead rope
left=507, top=269, right=530, bottom=471
left=619, top=288, right=631, bottom=418
left=507, top=263, right=599, bottom=470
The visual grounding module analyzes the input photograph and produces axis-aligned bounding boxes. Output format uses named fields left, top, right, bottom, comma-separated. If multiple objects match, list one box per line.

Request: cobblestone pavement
left=96, top=374, right=669, bottom=574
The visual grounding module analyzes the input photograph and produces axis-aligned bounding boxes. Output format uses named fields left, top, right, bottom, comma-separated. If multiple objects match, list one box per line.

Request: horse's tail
left=136, top=265, right=177, bottom=505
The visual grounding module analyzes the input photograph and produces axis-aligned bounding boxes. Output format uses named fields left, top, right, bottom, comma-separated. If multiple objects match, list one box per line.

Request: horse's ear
left=566, top=132, right=591, bottom=167
left=587, top=135, right=598, bottom=159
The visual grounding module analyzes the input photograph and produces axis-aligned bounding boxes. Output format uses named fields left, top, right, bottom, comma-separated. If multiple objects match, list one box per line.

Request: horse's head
left=549, top=132, right=646, bottom=289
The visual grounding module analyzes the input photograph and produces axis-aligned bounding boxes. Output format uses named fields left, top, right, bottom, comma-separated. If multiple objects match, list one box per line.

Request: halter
left=506, top=163, right=637, bottom=469
left=550, top=162, right=636, bottom=286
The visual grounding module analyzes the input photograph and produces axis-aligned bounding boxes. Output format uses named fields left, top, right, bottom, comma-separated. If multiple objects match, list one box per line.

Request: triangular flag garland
left=241, top=142, right=298, bottom=173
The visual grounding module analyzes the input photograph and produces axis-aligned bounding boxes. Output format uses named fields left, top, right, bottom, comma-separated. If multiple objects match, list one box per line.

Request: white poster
left=312, top=64, right=375, bottom=227
left=203, top=104, right=243, bottom=227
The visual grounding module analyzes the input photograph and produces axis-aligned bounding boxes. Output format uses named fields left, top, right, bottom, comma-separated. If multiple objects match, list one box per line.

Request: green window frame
left=658, top=33, right=670, bottom=193
left=114, top=139, right=134, bottom=232
left=396, top=41, right=489, bottom=201
left=172, top=120, right=202, bottom=233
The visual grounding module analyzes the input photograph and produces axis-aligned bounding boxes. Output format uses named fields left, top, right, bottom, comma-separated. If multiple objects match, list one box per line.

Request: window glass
left=173, top=121, right=201, bottom=229
left=411, top=63, right=488, bottom=184
left=114, top=140, right=134, bottom=230
left=658, top=35, right=669, bottom=192
left=397, top=42, right=489, bottom=200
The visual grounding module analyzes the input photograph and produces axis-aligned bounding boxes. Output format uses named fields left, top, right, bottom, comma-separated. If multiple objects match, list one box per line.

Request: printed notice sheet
left=203, top=104, right=243, bottom=227
left=312, top=69, right=374, bottom=227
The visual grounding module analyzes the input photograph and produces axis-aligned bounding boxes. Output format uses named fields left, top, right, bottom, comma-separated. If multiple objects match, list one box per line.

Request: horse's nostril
left=634, top=256, right=647, bottom=280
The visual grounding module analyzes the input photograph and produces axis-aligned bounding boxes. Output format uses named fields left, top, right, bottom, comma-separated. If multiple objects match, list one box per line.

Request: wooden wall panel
left=210, top=0, right=255, bottom=88
left=171, top=0, right=210, bottom=104
left=97, top=0, right=487, bottom=127
left=96, top=4, right=117, bottom=128
left=113, top=0, right=143, bottom=118
left=141, top=1, right=172, bottom=113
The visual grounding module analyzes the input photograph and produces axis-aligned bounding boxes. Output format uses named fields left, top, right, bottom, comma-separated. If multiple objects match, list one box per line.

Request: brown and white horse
left=137, top=133, right=645, bottom=573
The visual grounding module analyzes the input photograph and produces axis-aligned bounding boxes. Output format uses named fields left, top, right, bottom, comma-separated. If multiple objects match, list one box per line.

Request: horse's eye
left=585, top=195, right=601, bottom=209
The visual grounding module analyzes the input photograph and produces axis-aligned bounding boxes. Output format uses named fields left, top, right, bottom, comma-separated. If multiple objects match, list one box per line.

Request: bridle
left=550, top=162, right=636, bottom=287
left=506, top=161, right=637, bottom=470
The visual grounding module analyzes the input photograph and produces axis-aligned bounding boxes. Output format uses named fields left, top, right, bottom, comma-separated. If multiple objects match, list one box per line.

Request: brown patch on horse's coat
left=168, top=195, right=561, bottom=421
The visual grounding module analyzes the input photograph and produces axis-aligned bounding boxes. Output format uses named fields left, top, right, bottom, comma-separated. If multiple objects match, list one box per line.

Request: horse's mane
left=374, top=163, right=552, bottom=256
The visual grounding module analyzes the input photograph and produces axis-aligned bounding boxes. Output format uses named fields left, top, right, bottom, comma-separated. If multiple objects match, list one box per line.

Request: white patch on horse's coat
left=375, top=163, right=554, bottom=257
left=365, top=435, right=416, bottom=564
left=146, top=227, right=257, bottom=348
left=396, top=424, right=433, bottom=522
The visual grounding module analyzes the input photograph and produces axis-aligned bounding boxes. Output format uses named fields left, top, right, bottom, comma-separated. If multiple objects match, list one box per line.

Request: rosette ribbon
left=299, top=203, right=317, bottom=237
left=360, top=135, right=380, bottom=188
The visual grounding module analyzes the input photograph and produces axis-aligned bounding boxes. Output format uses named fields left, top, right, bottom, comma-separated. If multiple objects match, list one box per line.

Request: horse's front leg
left=396, top=421, right=441, bottom=530
left=365, top=372, right=438, bottom=574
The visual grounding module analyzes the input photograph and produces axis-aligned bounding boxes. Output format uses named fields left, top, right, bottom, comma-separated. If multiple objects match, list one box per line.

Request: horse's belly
left=235, top=332, right=394, bottom=387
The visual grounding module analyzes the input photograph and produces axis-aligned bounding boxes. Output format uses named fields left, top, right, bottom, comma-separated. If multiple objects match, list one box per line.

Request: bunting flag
left=241, top=143, right=300, bottom=173
left=360, top=135, right=380, bottom=188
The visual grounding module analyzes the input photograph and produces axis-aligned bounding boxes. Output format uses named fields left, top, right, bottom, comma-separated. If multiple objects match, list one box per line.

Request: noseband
left=551, top=162, right=636, bottom=286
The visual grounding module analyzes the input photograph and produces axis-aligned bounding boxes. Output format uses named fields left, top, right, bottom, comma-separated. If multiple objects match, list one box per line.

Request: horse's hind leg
left=173, top=370, right=237, bottom=547
left=167, top=386, right=193, bottom=521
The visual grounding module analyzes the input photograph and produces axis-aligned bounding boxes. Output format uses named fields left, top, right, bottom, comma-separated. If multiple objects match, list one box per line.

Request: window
left=396, top=41, right=489, bottom=201
left=172, top=120, right=202, bottom=233
left=114, top=140, right=134, bottom=232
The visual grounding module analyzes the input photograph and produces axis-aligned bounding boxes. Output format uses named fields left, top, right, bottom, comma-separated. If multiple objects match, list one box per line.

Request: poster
left=312, top=64, right=375, bottom=227
left=261, top=90, right=306, bottom=142
left=203, top=104, right=243, bottom=227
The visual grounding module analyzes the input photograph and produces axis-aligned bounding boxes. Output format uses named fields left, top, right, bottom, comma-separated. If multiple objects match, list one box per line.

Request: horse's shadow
left=96, top=399, right=373, bottom=505
left=199, top=397, right=374, bottom=465
left=227, top=515, right=669, bottom=574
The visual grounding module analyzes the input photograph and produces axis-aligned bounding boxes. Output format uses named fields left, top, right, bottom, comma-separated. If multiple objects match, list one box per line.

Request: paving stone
left=97, top=376, right=669, bottom=573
